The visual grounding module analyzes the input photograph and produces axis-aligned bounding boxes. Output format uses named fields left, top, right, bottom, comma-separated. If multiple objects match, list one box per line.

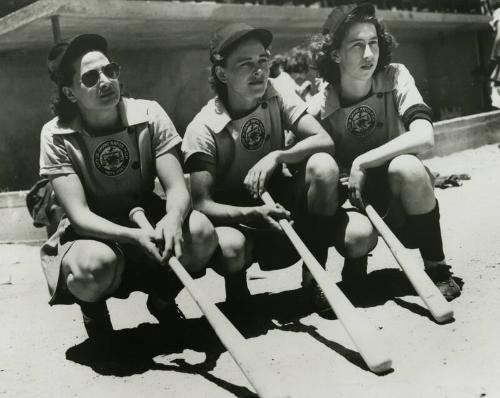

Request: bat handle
left=129, top=207, right=155, bottom=234
left=261, top=191, right=276, bottom=207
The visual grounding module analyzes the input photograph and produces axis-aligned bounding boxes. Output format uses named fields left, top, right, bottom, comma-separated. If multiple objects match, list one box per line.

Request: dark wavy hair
left=309, top=12, right=397, bottom=85
left=49, top=60, right=79, bottom=125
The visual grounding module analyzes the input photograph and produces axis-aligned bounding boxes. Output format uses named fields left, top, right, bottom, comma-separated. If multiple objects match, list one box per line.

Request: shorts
left=215, top=166, right=304, bottom=271
left=339, top=162, right=434, bottom=249
left=40, top=193, right=180, bottom=305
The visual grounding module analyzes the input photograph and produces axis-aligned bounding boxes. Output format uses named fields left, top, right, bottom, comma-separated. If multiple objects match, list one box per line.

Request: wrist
left=123, top=227, right=141, bottom=244
left=273, top=150, right=284, bottom=165
left=352, top=156, right=367, bottom=170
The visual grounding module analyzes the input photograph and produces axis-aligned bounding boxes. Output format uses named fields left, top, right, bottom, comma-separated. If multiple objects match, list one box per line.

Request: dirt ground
left=1, top=144, right=499, bottom=398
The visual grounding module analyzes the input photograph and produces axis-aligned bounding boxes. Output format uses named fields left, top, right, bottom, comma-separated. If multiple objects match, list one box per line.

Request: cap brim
left=60, top=33, right=108, bottom=67
left=220, top=28, right=273, bottom=55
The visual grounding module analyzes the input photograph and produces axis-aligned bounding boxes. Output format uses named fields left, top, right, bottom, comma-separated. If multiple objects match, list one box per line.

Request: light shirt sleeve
left=39, top=123, right=76, bottom=177
left=272, top=80, right=308, bottom=130
left=181, top=119, right=217, bottom=166
left=391, top=64, right=432, bottom=129
left=148, top=101, right=182, bottom=158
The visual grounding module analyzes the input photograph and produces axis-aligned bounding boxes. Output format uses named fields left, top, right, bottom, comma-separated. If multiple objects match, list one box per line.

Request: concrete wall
left=0, top=27, right=492, bottom=191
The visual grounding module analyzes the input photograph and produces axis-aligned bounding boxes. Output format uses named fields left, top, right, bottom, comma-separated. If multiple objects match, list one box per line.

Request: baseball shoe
left=302, top=280, right=330, bottom=313
left=425, top=263, right=462, bottom=301
left=146, top=295, right=185, bottom=326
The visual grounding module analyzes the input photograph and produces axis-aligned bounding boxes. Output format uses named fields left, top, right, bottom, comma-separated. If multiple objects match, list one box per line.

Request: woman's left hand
left=155, top=214, right=184, bottom=264
left=244, top=151, right=280, bottom=199
left=348, top=161, right=367, bottom=209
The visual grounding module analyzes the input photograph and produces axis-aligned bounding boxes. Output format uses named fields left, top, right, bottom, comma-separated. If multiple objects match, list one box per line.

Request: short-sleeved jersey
left=307, top=63, right=432, bottom=169
left=39, top=97, right=181, bottom=220
left=182, top=79, right=307, bottom=195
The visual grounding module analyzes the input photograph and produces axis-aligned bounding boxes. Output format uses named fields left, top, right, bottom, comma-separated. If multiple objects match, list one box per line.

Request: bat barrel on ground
left=260, top=192, right=392, bottom=374
left=363, top=203, right=454, bottom=323
left=129, top=207, right=290, bottom=398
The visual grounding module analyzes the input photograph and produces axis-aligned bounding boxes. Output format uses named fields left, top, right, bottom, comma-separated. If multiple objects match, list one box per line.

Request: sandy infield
left=1, top=144, right=499, bottom=398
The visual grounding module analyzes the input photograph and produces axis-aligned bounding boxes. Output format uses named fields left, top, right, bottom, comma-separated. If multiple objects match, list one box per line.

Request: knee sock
left=78, top=300, right=113, bottom=338
left=407, top=201, right=445, bottom=263
left=341, top=255, right=368, bottom=281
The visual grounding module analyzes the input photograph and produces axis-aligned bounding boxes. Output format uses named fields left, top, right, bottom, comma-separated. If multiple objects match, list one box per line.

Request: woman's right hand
left=132, top=228, right=163, bottom=263
left=253, top=203, right=291, bottom=233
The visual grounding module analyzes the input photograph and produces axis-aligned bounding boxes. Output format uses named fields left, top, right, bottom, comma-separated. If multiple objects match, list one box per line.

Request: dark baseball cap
left=210, top=23, right=273, bottom=62
left=47, top=33, right=108, bottom=84
left=322, top=3, right=376, bottom=35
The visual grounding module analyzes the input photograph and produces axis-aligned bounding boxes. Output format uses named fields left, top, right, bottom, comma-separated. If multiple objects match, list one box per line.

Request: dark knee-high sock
left=298, top=214, right=337, bottom=267
left=79, top=300, right=113, bottom=338
left=407, top=201, right=445, bottom=262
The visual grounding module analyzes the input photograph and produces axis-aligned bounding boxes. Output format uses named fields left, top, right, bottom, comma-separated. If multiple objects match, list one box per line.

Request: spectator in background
left=489, top=0, right=500, bottom=107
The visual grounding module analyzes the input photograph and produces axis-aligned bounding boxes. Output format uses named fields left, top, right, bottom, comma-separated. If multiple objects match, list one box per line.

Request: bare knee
left=388, top=155, right=432, bottom=191
left=213, top=227, right=249, bottom=275
left=343, top=214, right=378, bottom=258
left=65, top=243, right=122, bottom=302
left=306, top=152, right=339, bottom=186
left=184, top=210, right=218, bottom=273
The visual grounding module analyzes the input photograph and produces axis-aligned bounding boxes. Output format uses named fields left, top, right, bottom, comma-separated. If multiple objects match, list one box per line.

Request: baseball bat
left=363, top=203, right=454, bottom=323
left=129, top=207, right=289, bottom=398
left=260, top=192, right=392, bottom=374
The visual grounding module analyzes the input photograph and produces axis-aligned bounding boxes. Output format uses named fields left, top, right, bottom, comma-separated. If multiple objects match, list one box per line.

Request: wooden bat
left=129, top=207, right=289, bottom=398
left=260, top=192, right=392, bottom=374
left=363, top=203, right=454, bottom=323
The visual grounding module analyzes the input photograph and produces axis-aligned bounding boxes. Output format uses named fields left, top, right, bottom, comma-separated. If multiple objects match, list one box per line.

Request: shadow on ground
left=66, top=268, right=456, bottom=394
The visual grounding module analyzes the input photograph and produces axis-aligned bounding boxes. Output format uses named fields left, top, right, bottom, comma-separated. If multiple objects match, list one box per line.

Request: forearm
left=276, top=133, right=334, bottom=165
left=354, top=122, right=434, bottom=170
left=194, top=198, right=258, bottom=226
left=68, top=209, right=138, bottom=244
left=164, top=185, right=191, bottom=223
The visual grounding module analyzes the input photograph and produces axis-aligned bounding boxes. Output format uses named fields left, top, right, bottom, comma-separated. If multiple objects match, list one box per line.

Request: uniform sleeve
left=392, top=64, right=433, bottom=130
left=181, top=119, right=217, bottom=170
left=272, top=80, right=308, bottom=129
left=148, top=101, right=183, bottom=158
left=39, top=125, right=75, bottom=177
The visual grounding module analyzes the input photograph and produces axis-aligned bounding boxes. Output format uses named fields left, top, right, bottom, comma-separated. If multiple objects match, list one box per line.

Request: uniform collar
left=208, top=80, right=279, bottom=134
left=320, top=68, right=395, bottom=120
left=55, top=97, right=148, bottom=134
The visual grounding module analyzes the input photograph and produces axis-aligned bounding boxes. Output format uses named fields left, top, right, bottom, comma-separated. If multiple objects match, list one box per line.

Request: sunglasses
left=80, top=62, right=120, bottom=88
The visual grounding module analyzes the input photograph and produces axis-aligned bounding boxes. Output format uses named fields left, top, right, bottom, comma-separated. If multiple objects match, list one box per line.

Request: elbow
left=421, top=135, right=434, bottom=152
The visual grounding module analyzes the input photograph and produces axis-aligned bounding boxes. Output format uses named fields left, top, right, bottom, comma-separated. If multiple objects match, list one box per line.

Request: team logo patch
left=346, top=106, right=376, bottom=137
left=94, top=140, right=130, bottom=176
left=241, top=118, right=266, bottom=150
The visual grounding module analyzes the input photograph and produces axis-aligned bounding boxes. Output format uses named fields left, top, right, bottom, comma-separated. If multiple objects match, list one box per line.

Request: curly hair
left=309, top=12, right=397, bottom=85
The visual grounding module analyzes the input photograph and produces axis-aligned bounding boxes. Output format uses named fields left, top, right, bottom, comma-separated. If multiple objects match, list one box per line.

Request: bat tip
left=369, top=358, right=393, bottom=374
left=434, top=310, right=454, bottom=324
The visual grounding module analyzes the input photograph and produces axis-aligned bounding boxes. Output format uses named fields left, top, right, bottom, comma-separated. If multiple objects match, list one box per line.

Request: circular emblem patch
left=241, top=118, right=266, bottom=150
left=94, top=140, right=130, bottom=176
left=346, top=106, right=376, bottom=137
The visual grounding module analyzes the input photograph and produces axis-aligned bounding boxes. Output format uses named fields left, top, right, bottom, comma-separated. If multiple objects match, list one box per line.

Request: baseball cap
left=210, top=23, right=273, bottom=62
left=322, top=3, right=376, bottom=35
left=47, top=33, right=108, bottom=84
